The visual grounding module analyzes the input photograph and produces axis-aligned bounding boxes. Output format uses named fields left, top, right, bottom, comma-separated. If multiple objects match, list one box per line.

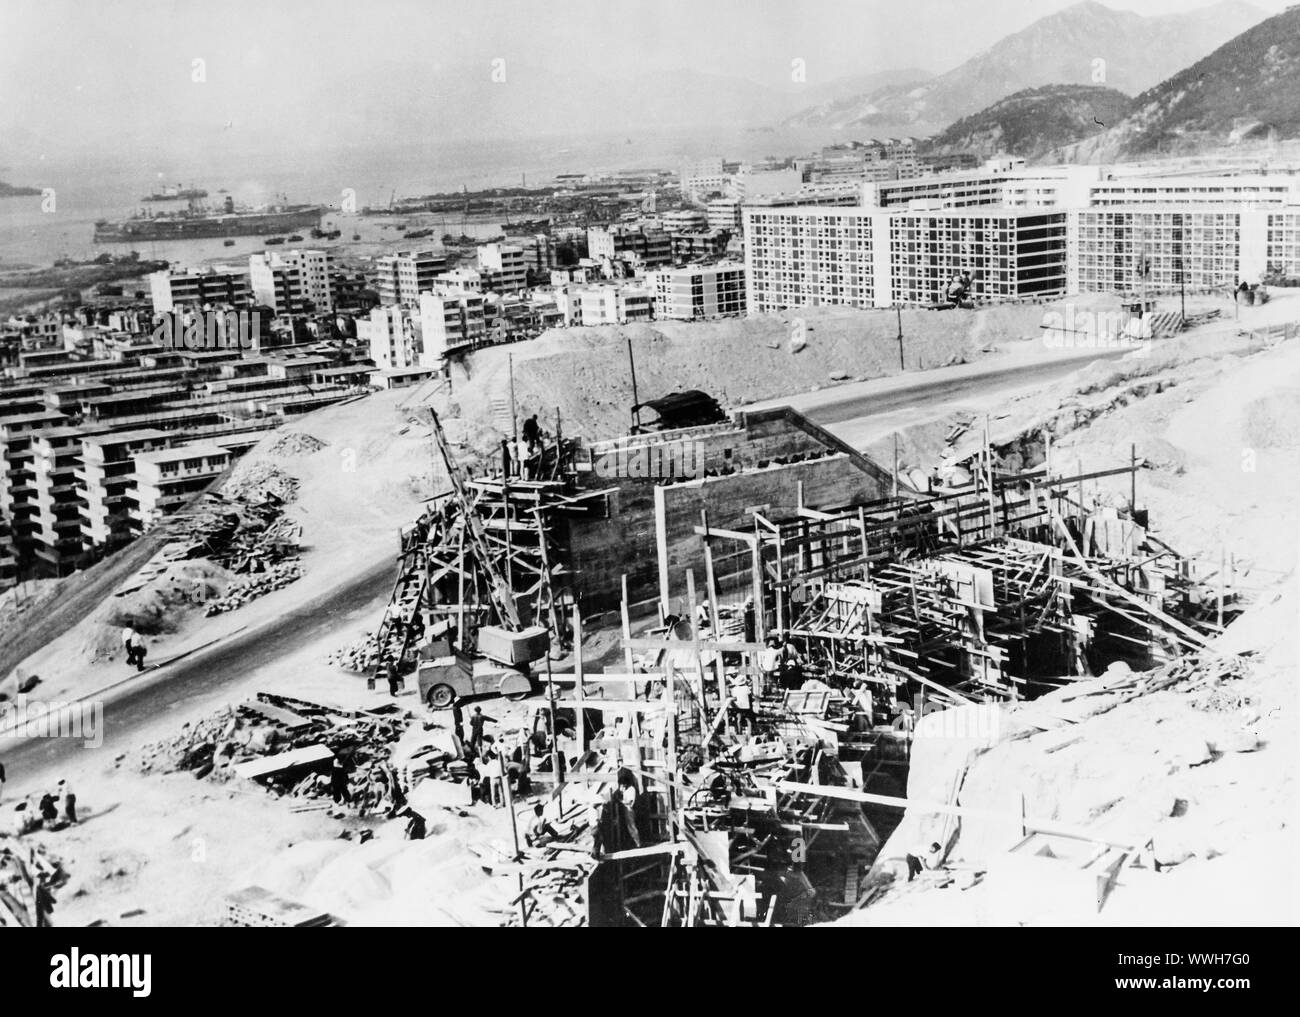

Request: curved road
left=1, top=555, right=394, bottom=786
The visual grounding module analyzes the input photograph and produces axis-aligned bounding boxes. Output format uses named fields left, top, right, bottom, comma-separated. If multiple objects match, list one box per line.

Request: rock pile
left=269, top=432, right=329, bottom=457
left=225, top=461, right=300, bottom=503
left=205, top=561, right=303, bottom=616
left=327, top=634, right=382, bottom=673
left=133, top=694, right=412, bottom=814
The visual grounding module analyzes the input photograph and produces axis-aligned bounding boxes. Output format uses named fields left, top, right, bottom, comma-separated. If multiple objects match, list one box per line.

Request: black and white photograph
left=0, top=0, right=1295, bottom=979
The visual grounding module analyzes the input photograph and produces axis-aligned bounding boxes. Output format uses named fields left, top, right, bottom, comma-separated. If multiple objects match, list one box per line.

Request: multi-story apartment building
left=0, top=515, right=16, bottom=592
left=554, top=284, right=653, bottom=326
left=707, top=199, right=743, bottom=233
left=1069, top=207, right=1246, bottom=294
left=644, top=263, right=747, bottom=319
left=730, top=167, right=804, bottom=200
left=0, top=410, right=67, bottom=562
left=1086, top=175, right=1299, bottom=208
left=477, top=243, right=528, bottom=291
left=149, top=266, right=250, bottom=314
left=510, top=234, right=555, bottom=277
left=744, top=202, right=1068, bottom=310
left=273, top=249, right=333, bottom=310
left=374, top=250, right=450, bottom=306
left=436, top=268, right=483, bottom=292
left=419, top=290, right=488, bottom=360
left=248, top=252, right=305, bottom=314
left=78, top=428, right=172, bottom=550
left=744, top=205, right=891, bottom=312
left=661, top=208, right=708, bottom=232
left=132, top=443, right=232, bottom=529
left=890, top=208, right=1068, bottom=305
left=586, top=226, right=673, bottom=271
left=29, top=425, right=107, bottom=574
left=680, top=157, right=727, bottom=202
left=359, top=305, right=421, bottom=370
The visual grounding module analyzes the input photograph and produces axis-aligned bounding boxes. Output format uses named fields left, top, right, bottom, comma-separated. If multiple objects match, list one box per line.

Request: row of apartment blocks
left=1, top=316, right=369, bottom=582
left=742, top=160, right=1300, bottom=311
left=359, top=259, right=748, bottom=374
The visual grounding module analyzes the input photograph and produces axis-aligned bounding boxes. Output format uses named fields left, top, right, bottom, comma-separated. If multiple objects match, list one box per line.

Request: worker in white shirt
left=729, top=671, right=756, bottom=734
left=757, top=638, right=781, bottom=697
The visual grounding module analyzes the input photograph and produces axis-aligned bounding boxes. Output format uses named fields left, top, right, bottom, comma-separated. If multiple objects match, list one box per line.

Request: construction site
left=2, top=295, right=1295, bottom=929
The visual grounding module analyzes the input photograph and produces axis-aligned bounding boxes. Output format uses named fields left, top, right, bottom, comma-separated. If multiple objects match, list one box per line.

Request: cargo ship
left=142, top=184, right=209, bottom=202
left=94, top=197, right=323, bottom=243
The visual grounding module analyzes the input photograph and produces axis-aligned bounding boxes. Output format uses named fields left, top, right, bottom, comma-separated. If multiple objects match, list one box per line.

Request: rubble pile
left=224, top=461, right=301, bottom=503
left=327, top=633, right=382, bottom=673
left=205, top=561, right=304, bottom=616
left=133, top=694, right=412, bottom=815
left=268, top=432, right=329, bottom=457
left=0, top=837, right=67, bottom=928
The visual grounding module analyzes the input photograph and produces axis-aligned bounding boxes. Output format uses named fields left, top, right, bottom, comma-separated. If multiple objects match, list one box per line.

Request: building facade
left=644, top=263, right=747, bottom=319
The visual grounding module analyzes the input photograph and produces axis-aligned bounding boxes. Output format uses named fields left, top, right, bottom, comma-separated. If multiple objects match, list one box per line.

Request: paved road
left=1, top=555, right=395, bottom=789
left=748, top=344, right=1133, bottom=427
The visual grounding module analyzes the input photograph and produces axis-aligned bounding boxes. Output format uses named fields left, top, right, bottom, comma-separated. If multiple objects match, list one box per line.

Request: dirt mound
left=79, top=560, right=233, bottom=663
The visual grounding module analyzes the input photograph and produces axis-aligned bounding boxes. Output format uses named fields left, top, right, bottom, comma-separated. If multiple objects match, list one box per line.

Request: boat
left=142, top=184, right=209, bottom=202
left=501, top=218, right=551, bottom=234
left=93, top=200, right=324, bottom=243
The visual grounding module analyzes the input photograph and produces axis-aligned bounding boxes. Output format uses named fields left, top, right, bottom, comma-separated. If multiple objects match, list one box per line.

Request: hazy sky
left=0, top=0, right=1290, bottom=152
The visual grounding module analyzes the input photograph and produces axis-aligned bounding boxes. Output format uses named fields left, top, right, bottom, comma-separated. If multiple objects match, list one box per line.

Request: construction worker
left=58, top=779, right=76, bottom=825
left=777, top=633, right=804, bottom=690
left=729, top=671, right=756, bottom=734
left=121, top=625, right=139, bottom=671
left=34, top=875, right=55, bottom=928
left=906, top=841, right=943, bottom=882
left=757, top=637, right=780, bottom=697
left=522, top=413, right=541, bottom=452
left=468, top=706, right=495, bottom=755
left=329, top=755, right=352, bottom=805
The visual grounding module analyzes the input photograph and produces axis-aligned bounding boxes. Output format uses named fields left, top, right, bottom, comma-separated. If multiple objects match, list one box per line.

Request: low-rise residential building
left=132, top=443, right=232, bottom=528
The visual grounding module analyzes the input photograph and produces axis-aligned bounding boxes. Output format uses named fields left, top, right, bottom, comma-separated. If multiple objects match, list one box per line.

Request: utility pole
left=626, top=336, right=641, bottom=432
left=895, top=303, right=905, bottom=371
left=508, top=352, right=519, bottom=451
